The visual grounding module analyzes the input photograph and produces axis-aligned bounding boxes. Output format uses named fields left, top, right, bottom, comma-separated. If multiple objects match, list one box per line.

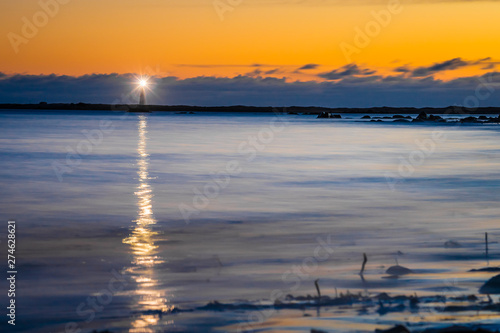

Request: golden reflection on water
left=123, top=115, right=173, bottom=332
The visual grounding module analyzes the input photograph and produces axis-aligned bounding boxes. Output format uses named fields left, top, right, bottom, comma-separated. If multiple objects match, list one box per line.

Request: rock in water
left=317, top=112, right=341, bottom=119
left=386, top=265, right=413, bottom=276
left=479, top=274, right=500, bottom=294
left=416, top=112, right=428, bottom=120
left=461, top=116, right=478, bottom=123
left=428, top=114, right=443, bottom=121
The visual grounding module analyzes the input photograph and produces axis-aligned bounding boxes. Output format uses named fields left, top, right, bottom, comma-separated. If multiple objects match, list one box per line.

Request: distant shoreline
left=1, top=103, right=500, bottom=114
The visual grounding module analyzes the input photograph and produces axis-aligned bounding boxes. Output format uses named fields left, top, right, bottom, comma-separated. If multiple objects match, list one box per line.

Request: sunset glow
left=1, top=0, right=499, bottom=106
left=1, top=1, right=499, bottom=81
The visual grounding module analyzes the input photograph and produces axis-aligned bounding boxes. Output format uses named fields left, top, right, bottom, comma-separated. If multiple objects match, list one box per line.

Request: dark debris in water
left=134, top=291, right=499, bottom=318
left=181, top=292, right=494, bottom=317
left=375, top=325, right=410, bottom=333
left=309, top=324, right=499, bottom=333
left=470, top=267, right=500, bottom=272
left=385, top=265, right=413, bottom=276
left=373, top=325, right=499, bottom=333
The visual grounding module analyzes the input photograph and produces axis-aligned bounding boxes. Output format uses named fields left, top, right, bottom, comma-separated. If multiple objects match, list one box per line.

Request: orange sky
left=1, top=0, right=499, bottom=81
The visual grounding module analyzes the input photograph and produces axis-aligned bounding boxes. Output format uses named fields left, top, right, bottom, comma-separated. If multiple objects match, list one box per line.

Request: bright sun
left=139, top=79, right=148, bottom=87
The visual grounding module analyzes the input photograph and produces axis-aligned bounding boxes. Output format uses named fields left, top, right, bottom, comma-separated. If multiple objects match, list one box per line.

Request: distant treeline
left=1, top=102, right=500, bottom=114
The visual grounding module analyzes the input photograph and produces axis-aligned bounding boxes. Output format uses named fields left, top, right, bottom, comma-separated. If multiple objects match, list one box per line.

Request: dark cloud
left=409, top=57, right=498, bottom=77
left=412, top=58, right=469, bottom=77
left=244, top=68, right=282, bottom=76
left=298, top=64, right=319, bottom=70
left=394, top=65, right=411, bottom=73
left=318, top=64, right=376, bottom=80
left=245, top=69, right=263, bottom=77
left=176, top=63, right=280, bottom=68
left=264, top=68, right=281, bottom=74
left=475, top=57, right=492, bottom=63
left=482, top=63, right=496, bottom=70
left=1, top=71, right=500, bottom=108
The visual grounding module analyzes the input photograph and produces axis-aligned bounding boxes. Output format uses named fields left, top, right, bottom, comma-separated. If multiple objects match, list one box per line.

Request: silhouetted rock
left=311, top=329, right=328, bottom=333
left=412, top=113, right=447, bottom=123
left=375, top=325, right=410, bottom=333
left=317, top=112, right=341, bottom=119
left=479, top=274, right=500, bottom=294
left=461, top=116, right=478, bottom=123
left=486, top=116, right=500, bottom=123
left=362, top=115, right=371, bottom=119
left=393, top=119, right=410, bottom=123
left=428, top=114, right=443, bottom=121
left=386, top=265, right=413, bottom=276
left=416, top=112, right=428, bottom=120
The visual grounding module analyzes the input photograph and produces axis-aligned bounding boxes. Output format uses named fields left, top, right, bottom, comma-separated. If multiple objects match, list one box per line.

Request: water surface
left=1, top=110, right=500, bottom=332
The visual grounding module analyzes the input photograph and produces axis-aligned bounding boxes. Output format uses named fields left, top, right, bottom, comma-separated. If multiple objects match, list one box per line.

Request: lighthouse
left=130, top=79, right=150, bottom=112
left=139, top=86, right=146, bottom=106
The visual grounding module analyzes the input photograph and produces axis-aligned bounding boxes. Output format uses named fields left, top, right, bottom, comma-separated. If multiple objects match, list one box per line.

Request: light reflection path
left=123, top=115, right=173, bottom=332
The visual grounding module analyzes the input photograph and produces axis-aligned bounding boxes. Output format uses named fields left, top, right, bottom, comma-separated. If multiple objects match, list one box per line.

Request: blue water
left=1, top=110, right=500, bottom=332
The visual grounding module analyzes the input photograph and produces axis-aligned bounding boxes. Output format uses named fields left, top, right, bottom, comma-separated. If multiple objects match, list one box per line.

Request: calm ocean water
left=1, top=110, right=500, bottom=332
